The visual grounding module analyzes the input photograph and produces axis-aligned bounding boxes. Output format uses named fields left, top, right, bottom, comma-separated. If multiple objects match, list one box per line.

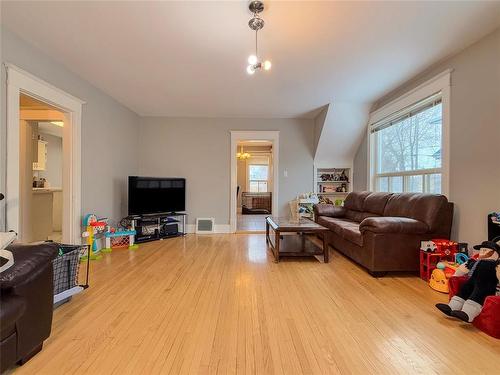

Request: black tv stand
left=129, top=213, right=187, bottom=244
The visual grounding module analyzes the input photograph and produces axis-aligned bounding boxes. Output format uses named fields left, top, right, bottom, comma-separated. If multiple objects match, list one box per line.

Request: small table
left=265, top=216, right=330, bottom=263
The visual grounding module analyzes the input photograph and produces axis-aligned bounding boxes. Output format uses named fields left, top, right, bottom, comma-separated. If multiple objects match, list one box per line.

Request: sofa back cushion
left=345, top=210, right=378, bottom=223
left=344, top=191, right=371, bottom=211
left=363, top=192, right=392, bottom=215
left=343, top=191, right=390, bottom=223
left=383, top=193, right=449, bottom=231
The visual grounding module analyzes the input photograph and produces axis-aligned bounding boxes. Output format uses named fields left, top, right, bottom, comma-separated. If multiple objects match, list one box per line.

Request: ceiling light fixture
left=237, top=145, right=251, bottom=160
left=50, top=121, right=64, bottom=127
left=246, top=1, right=271, bottom=75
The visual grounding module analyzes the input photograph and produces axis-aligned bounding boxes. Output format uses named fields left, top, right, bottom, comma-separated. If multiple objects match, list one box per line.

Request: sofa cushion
left=342, top=226, right=363, bottom=246
left=383, top=193, right=448, bottom=231
left=345, top=210, right=379, bottom=223
left=344, top=191, right=371, bottom=212
left=317, top=217, right=358, bottom=236
left=360, top=217, right=429, bottom=234
left=314, top=204, right=346, bottom=218
left=363, top=192, right=392, bottom=215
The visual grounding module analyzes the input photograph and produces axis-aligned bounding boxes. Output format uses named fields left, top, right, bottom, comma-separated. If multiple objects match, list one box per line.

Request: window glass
left=377, top=177, right=389, bottom=192
left=389, top=176, right=403, bottom=193
left=407, top=175, right=423, bottom=193
left=376, top=103, right=442, bottom=174
left=427, top=173, right=442, bottom=194
left=372, top=98, right=443, bottom=194
left=249, top=165, right=268, bottom=180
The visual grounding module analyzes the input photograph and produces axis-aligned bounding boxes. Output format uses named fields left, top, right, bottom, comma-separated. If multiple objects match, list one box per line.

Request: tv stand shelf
left=128, top=213, right=186, bottom=244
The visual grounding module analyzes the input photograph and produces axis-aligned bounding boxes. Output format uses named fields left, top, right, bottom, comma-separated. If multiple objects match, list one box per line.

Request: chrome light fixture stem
left=246, top=1, right=271, bottom=75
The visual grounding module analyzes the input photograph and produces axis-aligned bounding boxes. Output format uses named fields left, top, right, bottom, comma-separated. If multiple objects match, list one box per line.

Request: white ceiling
left=2, top=1, right=499, bottom=119
left=38, top=122, right=63, bottom=138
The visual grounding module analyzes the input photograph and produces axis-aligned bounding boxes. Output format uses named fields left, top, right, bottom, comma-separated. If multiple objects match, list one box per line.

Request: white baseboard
left=185, top=224, right=232, bottom=234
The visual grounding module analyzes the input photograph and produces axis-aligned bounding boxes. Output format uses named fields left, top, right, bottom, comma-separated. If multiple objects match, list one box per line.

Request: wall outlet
left=284, top=170, right=288, bottom=177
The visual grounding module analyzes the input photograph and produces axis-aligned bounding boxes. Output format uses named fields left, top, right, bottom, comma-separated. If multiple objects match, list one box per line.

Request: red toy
left=432, top=239, right=458, bottom=255
left=449, top=276, right=500, bottom=339
left=420, top=239, right=459, bottom=282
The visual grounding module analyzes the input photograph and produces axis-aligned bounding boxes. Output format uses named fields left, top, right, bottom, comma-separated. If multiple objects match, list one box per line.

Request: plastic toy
left=429, top=267, right=449, bottom=293
left=432, top=239, right=458, bottom=255
left=104, top=225, right=138, bottom=251
left=429, top=253, right=470, bottom=293
left=421, top=240, right=437, bottom=253
left=436, top=240, right=500, bottom=324
left=81, top=214, right=107, bottom=260
left=420, top=239, right=458, bottom=254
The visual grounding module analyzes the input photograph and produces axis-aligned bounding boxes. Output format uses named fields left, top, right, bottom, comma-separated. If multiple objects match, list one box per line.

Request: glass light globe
left=263, top=60, right=272, bottom=70
left=246, top=65, right=255, bottom=75
left=248, top=55, right=258, bottom=65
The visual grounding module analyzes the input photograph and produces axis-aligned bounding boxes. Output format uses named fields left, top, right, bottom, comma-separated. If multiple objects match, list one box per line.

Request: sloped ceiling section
left=313, top=104, right=328, bottom=155
left=314, top=103, right=371, bottom=168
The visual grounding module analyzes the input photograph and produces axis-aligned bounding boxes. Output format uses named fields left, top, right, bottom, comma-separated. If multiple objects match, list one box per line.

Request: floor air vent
left=196, top=218, right=215, bottom=234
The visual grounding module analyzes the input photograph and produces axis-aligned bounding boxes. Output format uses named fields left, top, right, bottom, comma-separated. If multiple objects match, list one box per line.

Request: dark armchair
left=0, top=241, right=58, bottom=373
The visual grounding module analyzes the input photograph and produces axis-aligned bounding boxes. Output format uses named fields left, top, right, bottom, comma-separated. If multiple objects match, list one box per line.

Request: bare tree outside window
left=374, top=102, right=442, bottom=193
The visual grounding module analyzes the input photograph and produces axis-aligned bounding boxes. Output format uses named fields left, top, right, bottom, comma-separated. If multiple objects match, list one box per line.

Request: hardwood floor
left=237, top=214, right=267, bottom=232
left=16, top=234, right=500, bottom=374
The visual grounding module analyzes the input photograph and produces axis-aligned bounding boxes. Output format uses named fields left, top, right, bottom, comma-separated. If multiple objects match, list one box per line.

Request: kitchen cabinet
left=33, top=140, right=47, bottom=171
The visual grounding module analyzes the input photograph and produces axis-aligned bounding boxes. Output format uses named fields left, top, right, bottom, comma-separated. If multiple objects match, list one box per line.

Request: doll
left=435, top=240, right=500, bottom=323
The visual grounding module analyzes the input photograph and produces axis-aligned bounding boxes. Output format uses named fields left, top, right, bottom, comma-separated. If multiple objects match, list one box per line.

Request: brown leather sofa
left=314, top=191, right=453, bottom=276
left=0, top=242, right=58, bottom=373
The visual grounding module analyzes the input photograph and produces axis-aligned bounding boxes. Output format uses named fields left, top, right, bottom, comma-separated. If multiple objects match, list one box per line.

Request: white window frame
left=367, top=70, right=451, bottom=196
left=247, top=156, right=270, bottom=193
left=248, top=163, right=269, bottom=193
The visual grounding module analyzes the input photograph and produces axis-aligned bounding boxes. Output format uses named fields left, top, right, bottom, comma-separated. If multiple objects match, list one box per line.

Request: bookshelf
left=315, top=167, right=351, bottom=205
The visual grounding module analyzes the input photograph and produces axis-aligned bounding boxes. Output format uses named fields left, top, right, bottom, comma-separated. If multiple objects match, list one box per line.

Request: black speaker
left=161, top=223, right=179, bottom=236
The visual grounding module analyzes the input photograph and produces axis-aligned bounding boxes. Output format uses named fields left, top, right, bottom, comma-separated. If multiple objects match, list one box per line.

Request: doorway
left=236, top=141, right=273, bottom=232
left=19, top=94, right=64, bottom=242
left=230, top=131, right=279, bottom=233
left=5, top=64, right=83, bottom=244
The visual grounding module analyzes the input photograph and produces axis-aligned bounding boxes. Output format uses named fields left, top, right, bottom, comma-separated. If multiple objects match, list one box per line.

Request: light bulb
left=248, top=55, right=258, bottom=65
left=263, top=60, right=272, bottom=71
left=246, top=65, right=255, bottom=75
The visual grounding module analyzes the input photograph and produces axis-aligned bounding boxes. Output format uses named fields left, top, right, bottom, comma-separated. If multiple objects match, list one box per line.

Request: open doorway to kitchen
left=236, top=140, right=273, bottom=232
left=19, top=94, right=64, bottom=242
left=230, top=131, right=279, bottom=233
left=5, top=65, right=83, bottom=244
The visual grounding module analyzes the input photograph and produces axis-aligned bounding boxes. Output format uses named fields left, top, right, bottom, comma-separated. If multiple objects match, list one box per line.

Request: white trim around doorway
left=5, top=63, right=85, bottom=244
left=230, top=131, right=279, bottom=233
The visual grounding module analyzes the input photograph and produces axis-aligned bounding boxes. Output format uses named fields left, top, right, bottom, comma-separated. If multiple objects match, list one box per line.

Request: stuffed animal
left=435, top=240, right=500, bottom=323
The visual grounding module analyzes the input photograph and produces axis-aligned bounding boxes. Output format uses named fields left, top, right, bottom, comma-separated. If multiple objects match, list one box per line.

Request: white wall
left=352, top=131, right=368, bottom=192
left=137, top=117, right=314, bottom=225
left=1, top=27, right=141, bottom=226
left=352, top=28, right=500, bottom=245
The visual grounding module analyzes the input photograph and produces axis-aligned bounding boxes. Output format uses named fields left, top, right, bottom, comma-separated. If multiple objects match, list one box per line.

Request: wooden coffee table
left=265, top=216, right=330, bottom=263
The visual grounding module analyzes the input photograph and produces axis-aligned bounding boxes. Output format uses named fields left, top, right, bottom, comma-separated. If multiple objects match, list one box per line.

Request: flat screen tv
left=128, top=176, right=185, bottom=215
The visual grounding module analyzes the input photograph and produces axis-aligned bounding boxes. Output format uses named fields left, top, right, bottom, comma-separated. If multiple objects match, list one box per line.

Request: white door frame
left=230, top=130, right=279, bottom=233
left=5, top=64, right=84, bottom=244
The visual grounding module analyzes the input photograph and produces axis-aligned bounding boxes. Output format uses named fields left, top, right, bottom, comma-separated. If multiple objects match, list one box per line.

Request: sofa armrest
left=313, top=204, right=346, bottom=218
left=359, top=217, right=429, bottom=234
left=1, top=242, right=59, bottom=289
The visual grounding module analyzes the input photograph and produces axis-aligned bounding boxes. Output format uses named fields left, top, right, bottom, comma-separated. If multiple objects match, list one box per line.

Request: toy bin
left=52, top=244, right=89, bottom=307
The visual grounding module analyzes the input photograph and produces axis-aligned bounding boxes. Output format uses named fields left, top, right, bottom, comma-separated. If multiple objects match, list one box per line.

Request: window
left=370, top=92, right=444, bottom=194
left=248, top=164, right=268, bottom=192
